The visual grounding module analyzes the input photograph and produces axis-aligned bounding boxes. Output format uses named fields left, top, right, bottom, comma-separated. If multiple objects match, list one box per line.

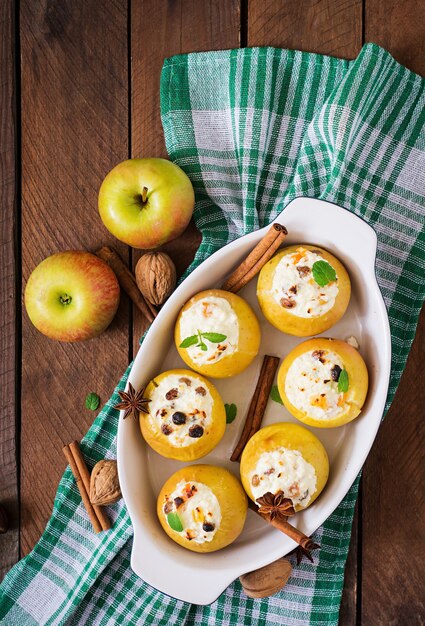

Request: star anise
left=114, top=382, right=151, bottom=420
left=290, top=540, right=321, bottom=565
left=256, top=491, right=296, bottom=522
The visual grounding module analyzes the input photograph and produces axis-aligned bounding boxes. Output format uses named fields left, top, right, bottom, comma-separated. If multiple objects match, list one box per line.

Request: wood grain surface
left=19, top=0, right=130, bottom=554
left=362, top=6, right=425, bottom=624
left=1, top=1, right=424, bottom=624
left=0, top=0, right=19, bottom=579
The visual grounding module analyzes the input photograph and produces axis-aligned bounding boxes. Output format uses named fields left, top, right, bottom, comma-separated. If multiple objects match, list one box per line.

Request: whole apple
left=24, top=251, right=120, bottom=342
left=98, top=158, right=195, bottom=249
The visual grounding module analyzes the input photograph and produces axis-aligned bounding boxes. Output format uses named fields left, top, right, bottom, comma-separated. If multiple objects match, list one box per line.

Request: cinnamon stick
left=69, top=441, right=111, bottom=532
left=96, top=246, right=157, bottom=323
left=230, top=355, right=280, bottom=462
left=222, top=223, right=287, bottom=293
left=63, top=442, right=111, bottom=533
left=248, top=500, right=319, bottom=554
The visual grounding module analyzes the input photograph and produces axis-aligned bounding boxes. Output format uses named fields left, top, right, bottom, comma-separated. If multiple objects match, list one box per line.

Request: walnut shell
left=135, top=252, right=177, bottom=306
left=89, top=460, right=121, bottom=506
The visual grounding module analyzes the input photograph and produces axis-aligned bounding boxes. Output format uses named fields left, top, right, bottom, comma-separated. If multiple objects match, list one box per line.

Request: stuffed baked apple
left=157, top=465, right=248, bottom=553
left=240, top=422, right=329, bottom=511
left=257, top=245, right=350, bottom=336
left=175, top=289, right=261, bottom=378
left=278, top=338, right=368, bottom=428
left=140, top=369, right=226, bottom=461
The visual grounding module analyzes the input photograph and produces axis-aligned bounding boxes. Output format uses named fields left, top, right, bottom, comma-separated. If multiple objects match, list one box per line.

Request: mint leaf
left=85, top=392, right=100, bottom=411
left=312, top=260, right=337, bottom=287
left=200, top=343, right=208, bottom=351
left=201, top=332, right=227, bottom=343
left=167, top=512, right=183, bottom=532
left=180, top=335, right=198, bottom=348
left=338, top=369, right=349, bottom=393
left=225, top=403, right=237, bottom=424
left=270, top=385, right=283, bottom=405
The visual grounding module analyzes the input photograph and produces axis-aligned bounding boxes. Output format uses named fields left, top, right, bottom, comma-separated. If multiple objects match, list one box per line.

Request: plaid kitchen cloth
left=1, top=43, right=424, bottom=626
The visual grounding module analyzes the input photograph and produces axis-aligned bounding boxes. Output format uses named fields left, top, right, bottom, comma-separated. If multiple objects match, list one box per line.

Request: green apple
left=98, top=158, right=195, bottom=249
left=24, top=251, right=120, bottom=342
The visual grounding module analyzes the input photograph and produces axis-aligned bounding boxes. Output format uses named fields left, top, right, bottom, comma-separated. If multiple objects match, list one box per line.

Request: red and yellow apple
left=98, top=158, right=195, bottom=249
left=24, top=251, right=120, bottom=342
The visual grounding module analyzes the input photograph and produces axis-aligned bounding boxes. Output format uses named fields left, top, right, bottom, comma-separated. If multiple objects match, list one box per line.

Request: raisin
left=289, top=285, right=297, bottom=294
left=312, top=349, right=326, bottom=363
left=297, top=265, right=310, bottom=278
left=280, top=297, right=295, bottom=308
left=202, top=522, right=215, bottom=532
left=165, top=388, right=178, bottom=400
left=172, top=411, right=186, bottom=425
left=174, top=497, right=184, bottom=508
left=161, top=424, right=173, bottom=436
left=195, top=386, right=206, bottom=396
left=331, top=364, right=342, bottom=382
left=188, top=425, right=204, bottom=438
left=251, top=474, right=260, bottom=487
left=163, top=501, right=173, bottom=514
left=324, top=379, right=330, bottom=384
left=179, top=377, right=192, bottom=386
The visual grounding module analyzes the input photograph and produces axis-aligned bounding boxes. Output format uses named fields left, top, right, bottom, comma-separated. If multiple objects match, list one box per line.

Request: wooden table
left=1, top=1, right=424, bottom=623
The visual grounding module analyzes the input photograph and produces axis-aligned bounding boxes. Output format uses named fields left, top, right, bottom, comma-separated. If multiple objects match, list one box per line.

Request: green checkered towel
left=1, top=43, right=424, bottom=626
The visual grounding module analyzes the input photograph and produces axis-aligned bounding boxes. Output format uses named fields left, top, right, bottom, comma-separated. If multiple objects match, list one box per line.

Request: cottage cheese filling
left=271, top=248, right=339, bottom=317
left=250, top=448, right=317, bottom=508
left=163, top=480, right=221, bottom=544
left=149, top=374, right=213, bottom=447
left=179, top=296, right=239, bottom=365
left=285, top=349, right=348, bottom=420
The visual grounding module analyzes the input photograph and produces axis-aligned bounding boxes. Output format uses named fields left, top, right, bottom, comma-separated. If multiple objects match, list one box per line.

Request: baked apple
left=278, top=338, right=369, bottom=428
left=257, top=245, right=351, bottom=336
left=240, top=422, right=329, bottom=511
left=175, top=289, right=261, bottom=378
left=140, top=369, right=226, bottom=461
left=157, top=464, right=248, bottom=553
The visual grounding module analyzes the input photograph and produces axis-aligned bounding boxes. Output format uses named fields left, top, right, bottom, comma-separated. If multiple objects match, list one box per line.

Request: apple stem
left=60, top=294, right=72, bottom=306
left=141, top=186, right=148, bottom=204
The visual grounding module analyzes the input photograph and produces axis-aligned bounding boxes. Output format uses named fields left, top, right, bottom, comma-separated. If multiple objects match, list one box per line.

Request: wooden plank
left=365, top=0, right=425, bottom=75
left=246, top=4, right=363, bottom=623
left=0, top=0, right=19, bottom=579
left=362, top=306, right=425, bottom=623
left=20, top=0, right=129, bottom=556
left=130, top=0, right=240, bottom=353
left=247, top=0, right=362, bottom=58
left=362, top=4, right=425, bottom=622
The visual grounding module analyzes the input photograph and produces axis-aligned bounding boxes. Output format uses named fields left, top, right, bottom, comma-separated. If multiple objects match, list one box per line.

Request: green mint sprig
left=225, top=403, right=237, bottom=424
left=180, top=329, right=227, bottom=351
left=312, top=260, right=337, bottom=287
left=338, top=369, right=349, bottom=393
left=85, top=392, right=100, bottom=411
left=270, top=385, right=284, bottom=405
left=167, top=512, right=184, bottom=532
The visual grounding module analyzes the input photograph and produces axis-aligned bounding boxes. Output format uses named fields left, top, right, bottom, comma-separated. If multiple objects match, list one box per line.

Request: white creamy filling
left=149, top=374, right=213, bottom=447
left=285, top=349, right=347, bottom=420
left=164, top=480, right=221, bottom=544
left=250, top=448, right=317, bottom=508
left=271, top=248, right=339, bottom=317
left=179, top=296, right=239, bottom=365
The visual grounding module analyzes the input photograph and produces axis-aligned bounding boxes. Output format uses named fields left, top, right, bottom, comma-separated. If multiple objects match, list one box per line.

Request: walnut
left=135, top=252, right=176, bottom=306
left=89, top=460, right=121, bottom=506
